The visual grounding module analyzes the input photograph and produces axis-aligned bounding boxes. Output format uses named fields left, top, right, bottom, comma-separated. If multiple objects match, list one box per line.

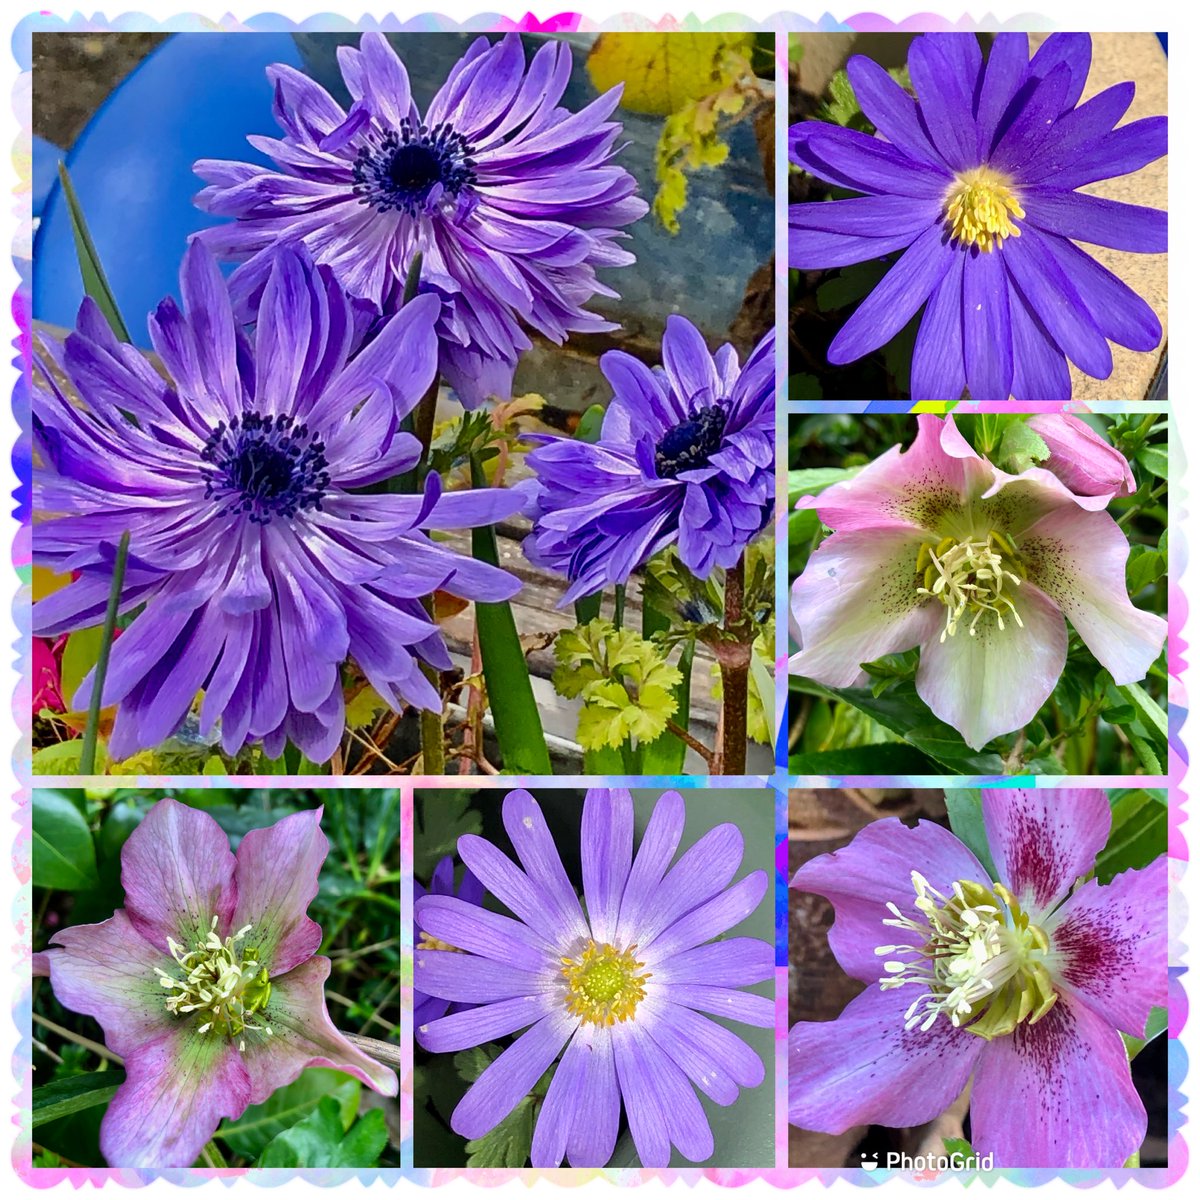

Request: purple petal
left=229, top=807, right=326, bottom=976
left=531, top=1025, right=620, bottom=1168
left=790, top=123, right=952, bottom=198
left=970, top=995, right=1146, bottom=1166
left=1018, top=82, right=1135, bottom=181
left=829, top=225, right=955, bottom=364
left=1009, top=291, right=1072, bottom=401
left=638, top=871, right=767, bottom=966
left=642, top=1001, right=764, bottom=1104
left=451, top=1012, right=576, bottom=1140
left=910, top=249, right=966, bottom=400
left=615, top=789, right=686, bottom=946
left=1045, top=857, right=1167, bottom=1039
left=1022, top=190, right=1166, bottom=253
left=907, top=35, right=981, bottom=171
left=100, top=1026, right=250, bottom=1167
left=119, top=799, right=236, bottom=954
left=982, top=788, right=1110, bottom=913
left=1035, top=116, right=1167, bottom=191
left=991, top=63, right=1073, bottom=173
left=847, top=54, right=948, bottom=168
left=662, top=984, right=774, bottom=1028
left=414, top=894, right=555, bottom=970
left=962, top=248, right=1013, bottom=399
left=414, top=947, right=550, bottom=1005
left=626, top=1022, right=714, bottom=1163
left=975, top=33, right=1033, bottom=156
left=654, top=937, right=773, bottom=987
left=417, top=993, right=557, bottom=1053
left=581, top=788, right=634, bottom=946
left=1027, top=32, right=1092, bottom=112
left=610, top=1023, right=670, bottom=1167
left=788, top=985, right=981, bottom=1133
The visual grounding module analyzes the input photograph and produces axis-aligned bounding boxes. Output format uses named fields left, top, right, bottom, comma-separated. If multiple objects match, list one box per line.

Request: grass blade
left=80, top=531, right=130, bottom=775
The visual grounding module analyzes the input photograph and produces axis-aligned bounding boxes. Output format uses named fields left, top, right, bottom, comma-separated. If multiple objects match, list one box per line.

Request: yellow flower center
left=916, top=532, right=1026, bottom=641
left=944, top=166, right=1025, bottom=252
left=876, top=874, right=1058, bottom=1040
left=417, top=931, right=462, bottom=953
left=561, top=940, right=650, bottom=1026
left=153, top=916, right=273, bottom=1051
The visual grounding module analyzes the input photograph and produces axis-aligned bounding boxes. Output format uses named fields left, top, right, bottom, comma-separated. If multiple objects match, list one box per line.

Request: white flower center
left=153, top=915, right=274, bottom=1051
left=875, top=873, right=1057, bottom=1040
left=916, top=533, right=1025, bottom=642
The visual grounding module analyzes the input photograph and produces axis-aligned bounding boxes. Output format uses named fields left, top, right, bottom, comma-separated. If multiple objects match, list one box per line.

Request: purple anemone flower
left=194, top=32, right=647, bottom=408
left=413, top=855, right=483, bottom=1042
left=788, top=788, right=1166, bottom=1167
left=34, top=798, right=397, bottom=1167
left=31, top=241, right=522, bottom=764
left=789, top=32, right=1166, bottom=400
left=523, top=318, right=774, bottom=602
left=414, top=788, right=773, bottom=1167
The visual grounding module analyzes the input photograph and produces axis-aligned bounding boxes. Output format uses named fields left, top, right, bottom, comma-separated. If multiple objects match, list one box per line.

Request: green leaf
left=464, top=1096, right=534, bottom=1167
left=256, top=1097, right=387, bottom=1168
left=574, top=403, right=606, bottom=444
left=1118, top=680, right=1168, bottom=746
left=789, top=744, right=934, bottom=775
left=789, top=679, right=1006, bottom=774
left=944, top=789, right=1000, bottom=879
left=942, top=1136, right=975, bottom=1158
left=1136, top=444, right=1168, bottom=480
left=33, top=1071, right=124, bottom=1127
left=1094, top=790, right=1167, bottom=884
left=787, top=466, right=858, bottom=505
left=639, top=636, right=694, bottom=774
left=1126, top=546, right=1164, bottom=595
left=56, top=162, right=132, bottom=342
left=32, top=739, right=109, bottom=777
left=470, top=457, right=552, bottom=775
left=454, top=1044, right=501, bottom=1084
left=33, top=790, right=99, bottom=890
left=59, top=626, right=106, bottom=712
left=414, top=792, right=481, bottom=882
left=217, top=1069, right=360, bottom=1160
left=1122, top=1005, right=1169, bottom=1061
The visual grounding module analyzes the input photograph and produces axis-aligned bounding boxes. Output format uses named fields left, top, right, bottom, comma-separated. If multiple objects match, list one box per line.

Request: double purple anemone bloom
left=414, top=788, right=774, bottom=1167
left=195, top=32, right=646, bottom=408
left=524, top=317, right=775, bottom=602
left=789, top=788, right=1166, bottom=1167
left=32, top=242, right=521, bottom=764
left=35, top=799, right=396, bottom=1167
left=790, top=32, right=1166, bottom=400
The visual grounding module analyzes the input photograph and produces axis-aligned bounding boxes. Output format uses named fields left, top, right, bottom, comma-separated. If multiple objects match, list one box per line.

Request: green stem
left=418, top=598, right=446, bottom=775
left=402, top=251, right=423, bottom=305
left=80, top=531, right=130, bottom=775
left=412, top=379, right=440, bottom=467
left=1117, top=481, right=1168, bottom=528
left=200, top=1140, right=228, bottom=1169
left=718, top=554, right=750, bottom=775
left=613, top=583, right=626, bottom=631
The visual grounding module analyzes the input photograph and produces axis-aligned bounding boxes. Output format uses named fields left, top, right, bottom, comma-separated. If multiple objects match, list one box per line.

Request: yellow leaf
left=345, top=684, right=388, bottom=730
left=32, top=566, right=70, bottom=603
left=587, top=33, right=754, bottom=116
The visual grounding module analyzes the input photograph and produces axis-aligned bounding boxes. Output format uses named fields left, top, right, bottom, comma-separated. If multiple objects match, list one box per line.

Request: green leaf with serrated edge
left=789, top=744, right=935, bottom=775
left=1094, top=790, right=1167, bottom=884
left=56, top=163, right=131, bottom=342
left=944, top=790, right=1000, bottom=880
left=33, top=1071, right=123, bottom=1127
left=454, top=1044, right=500, bottom=1085
left=464, top=1097, right=534, bottom=1168
left=788, top=678, right=1005, bottom=774
left=256, top=1097, right=387, bottom=1167
left=33, top=790, right=99, bottom=890
left=1122, top=1005, right=1169, bottom=1061
left=470, top=456, right=552, bottom=775
left=217, top=1069, right=359, bottom=1160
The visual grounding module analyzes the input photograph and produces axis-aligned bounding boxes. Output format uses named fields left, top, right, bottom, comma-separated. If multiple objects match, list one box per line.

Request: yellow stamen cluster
left=916, top=531, right=1025, bottom=642
left=417, top=931, right=462, bottom=953
left=153, top=916, right=273, bottom=1051
left=561, top=940, right=650, bottom=1027
left=944, top=166, right=1025, bottom=252
left=876, top=874, right=1058, bottom=1040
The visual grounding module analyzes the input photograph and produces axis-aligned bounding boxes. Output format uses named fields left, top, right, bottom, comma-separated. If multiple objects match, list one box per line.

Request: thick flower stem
left=80, top=530, right=130, bottom=775
left=418, top=597, right=446, bottom=776
left=717, top=555, right=751, bottom=775
left=413, top=379, right=440, bottom=467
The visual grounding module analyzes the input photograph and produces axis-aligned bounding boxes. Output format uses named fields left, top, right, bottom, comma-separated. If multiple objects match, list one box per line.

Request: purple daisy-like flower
left=789, top=32, right=1166, bottom=400
left=194, top=32, right=647, bottom=408
left=32, top=241, right=522, bottom=764
left=523, top=317, right=774, bottom=603
left=414, top=788, right=774, bottom=1167
left=35, top=798, right=397, bottom=1167
left=788, top=788, right=1166, bottom=1167
left=413, top=855, right=483, bottom=1041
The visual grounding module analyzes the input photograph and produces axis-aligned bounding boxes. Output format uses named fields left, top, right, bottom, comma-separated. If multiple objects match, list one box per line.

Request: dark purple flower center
left=353, top=119, right=477, bottom=217
left=200, top=410, right=329, bottom=524
left=654, top=405, right=727, bottom=479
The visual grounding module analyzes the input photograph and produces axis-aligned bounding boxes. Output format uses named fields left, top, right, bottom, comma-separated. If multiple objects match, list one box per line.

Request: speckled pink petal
left=240, top=955, right=397, bottom=1102
left=230, top=807, right=326, bottom=975
left=100, top=1024, right=251, bottom=1167
left=47, top=910, right=177, bottom=1057
left=120, top=797, right=237, bottom=953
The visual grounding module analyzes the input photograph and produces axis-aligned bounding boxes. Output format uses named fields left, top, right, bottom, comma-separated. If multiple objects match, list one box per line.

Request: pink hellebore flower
left=789, top=414, right=1165, bottom=749
left=789, top=788, right=1166, bottom=1167
left=35, top=798, right=396, bottom=1167
left=1026, top=413, right=1137, bottom=500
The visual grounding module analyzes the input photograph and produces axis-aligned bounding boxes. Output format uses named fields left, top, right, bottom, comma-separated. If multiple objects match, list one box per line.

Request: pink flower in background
left=789, top=788, right=1166, bottom=1167
left=789, top=414, right=1165, bottom=749
left=1027, top=413, right=1137, bottom=499
left=32, top=637, right=65, bottom=716
left=36, top=798, right=396, bottom=1167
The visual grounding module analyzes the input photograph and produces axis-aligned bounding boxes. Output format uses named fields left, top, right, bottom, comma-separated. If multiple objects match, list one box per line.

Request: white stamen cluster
left=916, top=533, right=1025, bottom=642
